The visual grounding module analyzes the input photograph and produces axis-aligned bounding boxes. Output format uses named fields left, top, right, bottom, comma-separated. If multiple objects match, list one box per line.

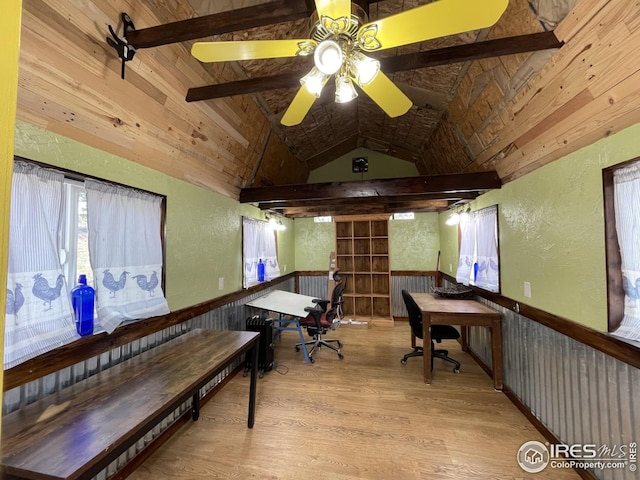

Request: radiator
left=244, top=315, right=275, bottom=377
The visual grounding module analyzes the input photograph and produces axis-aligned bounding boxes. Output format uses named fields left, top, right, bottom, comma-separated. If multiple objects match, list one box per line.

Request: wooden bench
left=0, top=328, right=260, bottom=480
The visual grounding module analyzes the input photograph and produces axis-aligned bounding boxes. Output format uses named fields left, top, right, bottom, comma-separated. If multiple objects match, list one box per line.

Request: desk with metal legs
left=410, top=293, right=503, bottom=390
left=246, top=290, right=319, bottom=364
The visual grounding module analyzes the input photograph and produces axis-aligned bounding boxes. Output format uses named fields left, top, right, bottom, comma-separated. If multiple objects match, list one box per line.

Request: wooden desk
left=410, top=293, right=503, bottom=390
left=1, top=328, right=259, bottom=480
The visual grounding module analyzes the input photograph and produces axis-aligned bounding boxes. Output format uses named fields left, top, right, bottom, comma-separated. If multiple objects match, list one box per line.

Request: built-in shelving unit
left=335, top=216, right=393, bottom=327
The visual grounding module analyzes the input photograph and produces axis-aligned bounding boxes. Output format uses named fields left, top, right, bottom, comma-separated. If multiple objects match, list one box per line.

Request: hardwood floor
left=128, top=322, right=581, bottom=480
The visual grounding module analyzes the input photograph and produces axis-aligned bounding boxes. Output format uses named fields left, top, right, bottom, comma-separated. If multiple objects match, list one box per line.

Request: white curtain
left=456, top=205, right=500, bottom=292
left=456, top=214, right=475, bottom=285
left=85, top=180, right=169, bottom=334
left=475, top=205, right=499, bottom=292
left=613, top=163, right=640, bottom=341
left=4, top=162, right=78, bottom=369
left=243, top=217, right=280, bottom=288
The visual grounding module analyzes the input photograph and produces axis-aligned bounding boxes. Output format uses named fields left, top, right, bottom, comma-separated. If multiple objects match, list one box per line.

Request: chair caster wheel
left=310, top=356, right=315, bottom=363
left=338, top=353, right=344, bottom=360
left=295, top=346, right=300, bottom=352
left=453, top=368, right=460, bottom=373
left=401, top=359, right=407, bottom=365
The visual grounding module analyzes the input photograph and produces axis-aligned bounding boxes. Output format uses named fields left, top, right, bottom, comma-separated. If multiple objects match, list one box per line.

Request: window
left=61, top=180, right=92, bottom=288
left=603, top=159, right=640, bottom=341
left=392, top=212, right=414, bottom=220
left=456, top=205, right=500, bottom=292
left=5, top=158, right=169, bottom=368
left=242, top=217, right=280, bottom=288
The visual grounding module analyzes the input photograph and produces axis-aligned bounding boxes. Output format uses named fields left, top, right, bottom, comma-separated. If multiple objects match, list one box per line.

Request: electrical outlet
left=449, top=263, right=453, bottom=272
left=283, top=264, right=287, bottom=272
left=524, top=281, right=531, bottom=298
left=218, top=277, right=224, bottom=290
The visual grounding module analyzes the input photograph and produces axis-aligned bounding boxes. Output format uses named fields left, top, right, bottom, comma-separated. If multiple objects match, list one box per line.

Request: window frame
left=14, top=156, right=168, bottom=294
left=602, top=159, right=636, bottom=333
left=456, top=204, right=501, bottom=293
left=241, top=216, right=280, bottom=289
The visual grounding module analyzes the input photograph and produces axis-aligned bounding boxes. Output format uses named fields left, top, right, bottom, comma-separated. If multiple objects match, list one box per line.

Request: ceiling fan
left=191, top=0, right=508, bottom=126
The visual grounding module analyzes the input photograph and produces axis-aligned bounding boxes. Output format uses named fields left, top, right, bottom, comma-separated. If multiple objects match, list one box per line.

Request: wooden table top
left=410, top=293, right=501, bottom=317
left=1, top=328, right=259, bottom=480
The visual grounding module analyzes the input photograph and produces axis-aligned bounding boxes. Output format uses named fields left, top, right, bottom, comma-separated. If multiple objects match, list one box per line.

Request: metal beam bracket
left=106, top=13, right=137, bottom=80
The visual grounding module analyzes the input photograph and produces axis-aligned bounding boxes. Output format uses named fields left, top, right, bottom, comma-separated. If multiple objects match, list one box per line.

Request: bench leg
left=248, top=343, right=258, bottom=428
left=192, top=392, right=200, bottom=421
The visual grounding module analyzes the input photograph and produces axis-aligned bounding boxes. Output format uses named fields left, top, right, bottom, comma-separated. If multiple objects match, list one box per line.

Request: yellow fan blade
left=281, top=87, right=318, bottom=126
left=192, top=39, right=314, bottom=63
left=357, top=0, right=508, bottom=52
left=357, top=72, right=412, bottom=118
left=314, top=0, right=352, bottom=24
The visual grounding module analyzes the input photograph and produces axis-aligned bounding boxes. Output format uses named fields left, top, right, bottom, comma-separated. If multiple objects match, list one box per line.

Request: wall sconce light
left=446, top=205, right=471, bottom=226
left=268, top=216, right=286, bottom=231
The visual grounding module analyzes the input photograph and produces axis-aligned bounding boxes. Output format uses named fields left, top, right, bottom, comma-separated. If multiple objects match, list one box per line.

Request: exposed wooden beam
left=381, top=31, right=562, bottom=73
left=281, top=199, right=450, bottom=217
left=125, top=1, right=313, bottom=49
left=240, top=172, right=501, bottom=203
left=125, top=0, right=383, bottom=49
left=261, top=191, right=480, bottom=210
left=187, top=72, right=300, bottom=102
left=186, top=32, right=562, bottom=102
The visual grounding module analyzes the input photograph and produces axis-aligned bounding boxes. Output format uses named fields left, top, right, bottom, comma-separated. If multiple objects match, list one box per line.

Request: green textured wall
left=275, top=216, right=295, bottom=275
left=308, top=147, right=418, bottom=183
left=294, top=218, right=335, bottom=271
left=14, top=121, right=274, bottom=311
left=440, top=122, right=640, bottom=331
left=293, top=214, right=441, bottom=272
left=389, top=213, right=440, bottom=270
left=439, top=212, right=459, bottom=277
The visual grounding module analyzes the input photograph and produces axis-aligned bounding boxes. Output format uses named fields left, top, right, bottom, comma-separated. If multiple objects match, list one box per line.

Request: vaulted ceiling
left=16, top=0, right=640, bottom=217
left=180, top=0, right=559, bottom=173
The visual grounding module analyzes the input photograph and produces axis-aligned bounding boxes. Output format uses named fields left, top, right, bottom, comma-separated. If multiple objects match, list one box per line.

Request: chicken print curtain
left=456, top=205, right=499, bottom=293
left=613, top=163, right=640, bottom=341
left=85, top=180, right=169, bottom=334
left=243, top=217, right=280, bottom=288
left=474, top=205, right=499, bottom=292
left=4, top=162, right=78, bottom=369
left=456, top=213, right=476, bottom=287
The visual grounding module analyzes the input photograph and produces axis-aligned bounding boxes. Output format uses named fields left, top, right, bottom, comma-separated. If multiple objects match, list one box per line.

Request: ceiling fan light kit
left=313, top=39, right=344, bottom=75
left=190, top=0, right=509, bottom=126
left=335, top=73, right=358, bottom=103
left=300, top=67, right=329, bottom=97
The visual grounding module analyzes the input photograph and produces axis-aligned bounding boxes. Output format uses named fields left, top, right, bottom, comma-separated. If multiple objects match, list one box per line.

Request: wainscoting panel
left=297, top=275, right=328, bottom=300
left=469, top=297, right=639, bottom=480
left=391, top=275, right=435, bottom=317
left=2, top=278, right=296, bottom=480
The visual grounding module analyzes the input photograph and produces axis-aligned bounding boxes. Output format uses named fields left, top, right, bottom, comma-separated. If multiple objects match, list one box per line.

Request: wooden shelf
left=335, top=217, right=391, bottom=322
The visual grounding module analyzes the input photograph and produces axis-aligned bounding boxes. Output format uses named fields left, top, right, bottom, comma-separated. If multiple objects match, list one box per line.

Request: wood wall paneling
left=466, top=0, right=640, bottom=182
left=18, top=0, right=275, bottom=199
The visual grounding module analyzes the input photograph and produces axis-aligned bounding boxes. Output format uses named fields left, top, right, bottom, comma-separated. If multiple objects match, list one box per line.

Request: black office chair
left=296, top=282, right=345, bottom=362
left=400, top=289, right=461, bottom=373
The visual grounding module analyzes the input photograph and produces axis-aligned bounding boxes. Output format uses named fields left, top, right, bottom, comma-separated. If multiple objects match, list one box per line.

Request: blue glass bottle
left=257, top=259, right=265, bottom=282
left=71, top=274, right=94, bottom=336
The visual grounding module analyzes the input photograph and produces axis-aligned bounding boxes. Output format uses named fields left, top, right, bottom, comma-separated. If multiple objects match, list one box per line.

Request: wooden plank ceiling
left=16, top=0, right=640, bottom=217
